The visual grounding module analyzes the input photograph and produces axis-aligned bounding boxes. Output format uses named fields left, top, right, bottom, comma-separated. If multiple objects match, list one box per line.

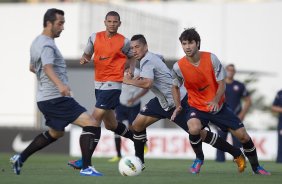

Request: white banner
left=70, top=128, right=277, bottom=160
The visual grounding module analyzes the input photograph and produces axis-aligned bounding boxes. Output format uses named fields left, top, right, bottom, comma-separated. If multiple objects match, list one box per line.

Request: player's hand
left=123, top=71, right=133, bottom=84
left=80, top=57, right=90, bottom=65
left=238, top=113, right=245, bottom=121
left=58, top=84, right=71, bottom=96
left=171, top=106, right=183, bottom=121
left=206, top=101, right=219, bottom=113
left=127, top=98, right=135, bottom=106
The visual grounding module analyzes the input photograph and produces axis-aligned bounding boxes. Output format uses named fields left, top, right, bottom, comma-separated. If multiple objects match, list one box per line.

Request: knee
left=49, top=131, right=64, bottom=139
left=188, top=119, right=202, bottom=135
left=234, top=129, right=250, bottom=143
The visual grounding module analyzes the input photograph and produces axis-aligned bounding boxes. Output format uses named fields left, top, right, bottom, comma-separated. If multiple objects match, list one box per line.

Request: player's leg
left=229, top=127, right=270, bottom=175
left=103, top=110, right=133, bottom=140
left=215, top=130, right=228, bottom=162
left=10, top=127, right=61, bottom=175
left=132, top=114, right=158, bottom=165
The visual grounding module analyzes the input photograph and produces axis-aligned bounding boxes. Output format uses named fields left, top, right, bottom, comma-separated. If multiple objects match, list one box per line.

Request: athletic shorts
left=37, top=97, right=86, bottom=131
left=140, top=95, right=190, bottom=132
left=95, top=89, right=121, bottom=110
left=115, top=103, right=141, bottom=124
left=187, top=103, right=244, bottom=132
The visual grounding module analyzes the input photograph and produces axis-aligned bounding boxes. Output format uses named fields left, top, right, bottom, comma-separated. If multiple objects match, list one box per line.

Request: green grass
left=1, top=153, right=281, bottom=184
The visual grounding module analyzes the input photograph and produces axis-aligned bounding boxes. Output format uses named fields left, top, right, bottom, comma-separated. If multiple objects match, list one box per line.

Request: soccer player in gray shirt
left=123, top=34, right=245, bottom=173
left=10, top=8, right=102, bottom=176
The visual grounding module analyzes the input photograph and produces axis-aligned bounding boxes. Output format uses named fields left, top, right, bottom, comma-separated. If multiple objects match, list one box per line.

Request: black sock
left=20, top=131, right=57, bottom=163
left=114, top=122, right=133, bottom=141
left=189, top=134, right=204, bottom=160
left=203, top=131, right=241, bottom=158
left=114, top=134, right=122, bottom=157
left=133, top=130, right=147, bottom=163
left=242, top=138, right=259, bottom=171
left=80, top=126, right=100, bottom=169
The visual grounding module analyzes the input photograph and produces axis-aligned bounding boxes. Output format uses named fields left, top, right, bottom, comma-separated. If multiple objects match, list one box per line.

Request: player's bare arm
left=272, top=105, right=282, bottom=113
left=44, top=64, right=71, bottom=96
left=123, top=74, right=153, bottom=89
left=80, top=53, right=91, bottom=65
left=171, top=84, right=183, bottom=121
left=206, top=79, right=225, bottom=112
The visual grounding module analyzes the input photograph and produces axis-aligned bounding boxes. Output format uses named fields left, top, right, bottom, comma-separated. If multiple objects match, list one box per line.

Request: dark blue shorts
left=95, top=89, right=121, bottom=110
left=140, top=95, right=189, bottom=132
left=37, top=97, right=87, bottom=131
left=187, top=104, right=244, bottom=132
left=115, top=103, right=141, bottom=124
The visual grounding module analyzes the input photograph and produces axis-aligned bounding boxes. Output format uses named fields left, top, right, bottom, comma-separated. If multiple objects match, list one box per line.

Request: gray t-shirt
left=30, top=35, right=68, bottom=102
left=140, top=52, right=186, bottom=111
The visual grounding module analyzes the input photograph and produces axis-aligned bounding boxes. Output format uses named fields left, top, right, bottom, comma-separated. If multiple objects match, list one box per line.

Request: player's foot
left=233, top=154, right=246, bottom=173
left=144, top=144, right=149, bottom=154
left=80, top=166, right=103, bottom=176
left=108, top=156, right=121, bottom=162
left=10, top=154, right=23, bottom=175
left=254, top=166, right=271, bottom=175
left=68, top=159, right=82, bottom=170
left=190, top=158, right=204, bottom=174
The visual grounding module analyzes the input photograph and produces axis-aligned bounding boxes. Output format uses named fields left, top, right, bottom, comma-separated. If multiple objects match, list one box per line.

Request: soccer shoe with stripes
left=80, top=166, right=103, bottom=176
left=68, top=159, right=82, bottom=170
left=254, top=166, right=271, bottom=175
left=190, top=159, right=204, bottom=174
left=108, top=156, right=121, bottom=162
left=10, top=154, right=23, bottom=175
left=233, top=154, right=246, bottom=173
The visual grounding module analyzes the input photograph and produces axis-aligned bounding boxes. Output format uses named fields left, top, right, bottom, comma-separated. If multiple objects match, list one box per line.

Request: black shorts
left=37, top=97, right=86, bottom=131
left=115, top=103, right=141, bottom=124
left=187, top=104, right=244, bottom=132
left=95, top=89, right=121, bottom=110
left=140, top=95, right=190, bottom=132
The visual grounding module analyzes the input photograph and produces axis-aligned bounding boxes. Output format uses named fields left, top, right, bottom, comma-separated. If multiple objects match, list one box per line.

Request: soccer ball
left=118, top=156, right=143, bottom=176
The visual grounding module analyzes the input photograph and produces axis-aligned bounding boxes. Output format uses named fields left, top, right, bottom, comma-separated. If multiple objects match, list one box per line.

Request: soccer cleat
left=233, top=154, right=247, bottom=173
left=10, top=154, right=23, bottom=175
left=254, top=166, right=271, bottom=175
left=68, top=159, right=82, bottom=170
left=108, top=156, right=121, bottom=162
left=190, top=158, right=204, bottom=174
left=80, top=166, right=103, bottom=176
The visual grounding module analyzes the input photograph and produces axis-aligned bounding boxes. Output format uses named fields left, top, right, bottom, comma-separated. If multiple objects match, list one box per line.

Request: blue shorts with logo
left=187, top=103, right=244, bottom=132
left=140, top=95, right=190, bottom=132
left=37, top=97, right=87, bottom=131
left=95, top=89, right=121, bottom=110
left=115, top=103, right=141, bottom=125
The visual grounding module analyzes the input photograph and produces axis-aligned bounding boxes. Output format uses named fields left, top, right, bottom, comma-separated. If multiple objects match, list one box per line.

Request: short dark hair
left=226, top=64, right=235, bottom=69
left=105, top=11, right=120, bottom=21
left=43, top=8, right=64, bottom=27
left=179, top=28, right=201, bottom=49
left=131, top=34, right=147, bottom=45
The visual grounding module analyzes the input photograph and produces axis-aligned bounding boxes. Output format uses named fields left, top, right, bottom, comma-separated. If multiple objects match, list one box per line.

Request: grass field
left=1, top=153, right=281, bottom=184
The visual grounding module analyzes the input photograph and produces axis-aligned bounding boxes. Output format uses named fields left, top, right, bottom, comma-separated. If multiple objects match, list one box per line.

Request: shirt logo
left=198, top=85, right=209, bottom=92
left=99, top=56, right=110, bottom=61
left=190, top=112, right=196, bottom=117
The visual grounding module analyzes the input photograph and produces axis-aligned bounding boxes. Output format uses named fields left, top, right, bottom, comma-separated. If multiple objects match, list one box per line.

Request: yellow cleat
left=234, top=154, right=247, bottom=173
left=108, top=156, right=121, bottom=162
left=144, top=144, right=149, bottom=155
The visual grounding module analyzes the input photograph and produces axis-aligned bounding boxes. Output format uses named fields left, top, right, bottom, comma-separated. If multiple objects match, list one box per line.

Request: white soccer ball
left=118, top=156, right=143, bottom=176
